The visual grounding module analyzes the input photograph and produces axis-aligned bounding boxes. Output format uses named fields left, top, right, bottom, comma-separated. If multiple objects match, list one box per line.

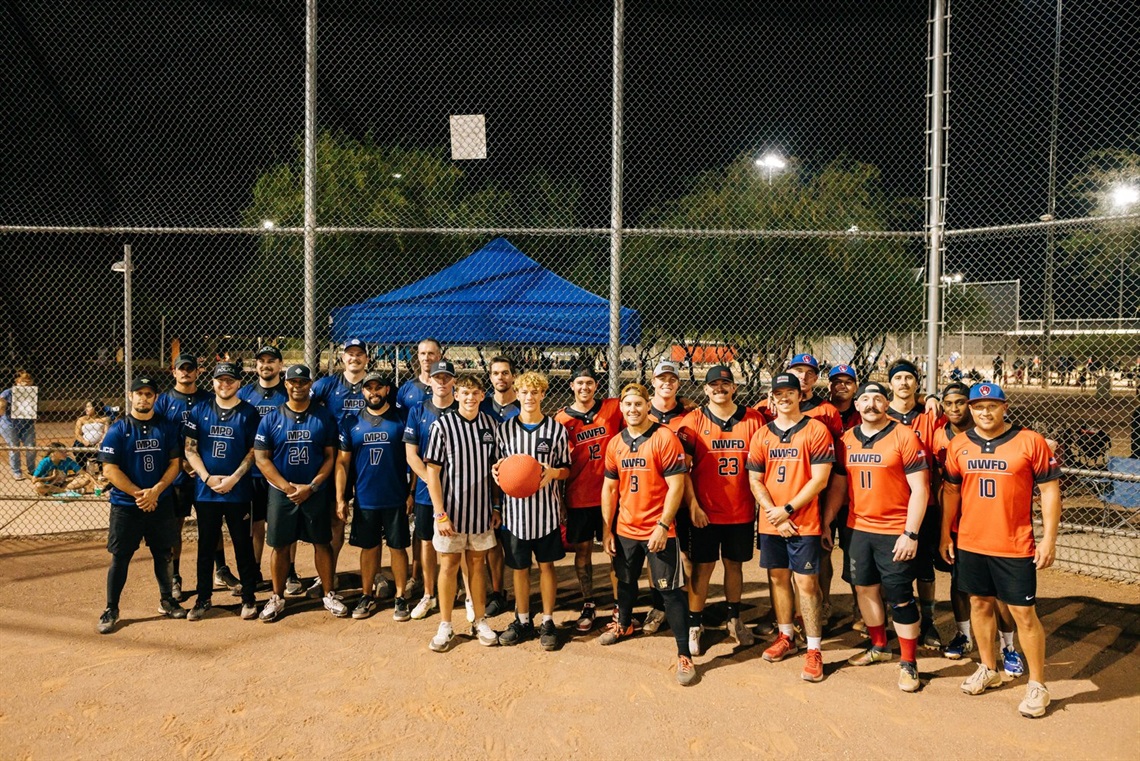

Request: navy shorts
left=413, top=502, right=435, bottom=542
left=688, top=521, right=755, bottom=564
left=171, top=480, right=196, bottom=519
left=758, top=533, right=822, bottom=575
left=956, top=548, right=1037, bottom=607
left=251, top=477, right=269, bottom=523
left=107, top=498, right=178, bottom=555
left=502, top=527, right=566, bottom=569
left=614, top=535, right=685, bottom=592
left=564, top=506, right=603, bottom=544
left=349, top=504, right=411, bottom=550
left=266, top=488, right=332, bottom=548
left=846, top=529, right=917, bottom=604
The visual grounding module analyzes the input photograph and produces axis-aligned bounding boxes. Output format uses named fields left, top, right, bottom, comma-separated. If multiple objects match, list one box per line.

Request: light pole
left=755, top=153, right=787, bottom=186
left=111, top=244, right=133, bottom=409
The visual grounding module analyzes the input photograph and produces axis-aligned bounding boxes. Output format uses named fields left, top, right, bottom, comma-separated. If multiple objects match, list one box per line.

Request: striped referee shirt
left=496, top=415, right=571, bottom=540
left=423, top=411, right=499, bottom=535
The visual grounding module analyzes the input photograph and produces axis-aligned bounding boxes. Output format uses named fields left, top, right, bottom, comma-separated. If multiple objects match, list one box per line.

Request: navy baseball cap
left=968, top=382, right=1008, bottom=404
left=571, top=366, right=599, bottom=381
left=363, top=371, right=392, bottom=386
left=341, top=338, right=367, bottom=351
left=430, top=360, right=456, bottom=378
left=704, top=365, right=735, bottom=384
left=856, top=381, right=891, bottom=399
left=788, top=353, right=820, bottom=372
left=653, top=360, right=680, bottom=378
left=212, top=362, right=241, bottom=379
left=770, top=373, right=801, bottom=392
left=131, top=376, right=159, bottom=392
left=174, top=354, right=198, bottom=370
left=942, top=381, right=971, bottom=399
left=256, top=345, right=282, bottom=360
left=829, top=363, right=858, bottom=382
left=888, top=360, right=921, bottom=381
left=285, top=364, right=312, bottom=382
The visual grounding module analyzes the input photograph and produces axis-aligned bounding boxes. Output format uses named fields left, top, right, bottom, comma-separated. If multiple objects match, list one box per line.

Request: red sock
left=899, top=635, right=918, bottom=663
left=869, top=624, right=888, bottom=648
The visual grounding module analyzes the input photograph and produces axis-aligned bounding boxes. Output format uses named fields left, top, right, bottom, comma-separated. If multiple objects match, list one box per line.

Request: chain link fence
left=3, top=0, right=1138, bottom=581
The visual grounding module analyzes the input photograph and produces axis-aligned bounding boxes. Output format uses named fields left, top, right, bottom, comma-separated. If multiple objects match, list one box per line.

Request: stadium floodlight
left=754, top=153, right=787, bottom=185
left=261, top=219, right=276, bottom=230
left=940, top=272, right=964, bottom=284
left=392, top=173, right=403, bottom=179
left=1110, top=183, right=1139, bottom=211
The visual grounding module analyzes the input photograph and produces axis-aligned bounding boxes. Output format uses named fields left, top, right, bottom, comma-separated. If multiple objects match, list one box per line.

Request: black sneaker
left=498, top=617, right=535, bottom=646
left=393, top=596, right=411, bottom=622
left=97, top=607, right=119, bottom=634
left=159, top=598, right=188, bottom=619
left=187, top=599, right=212, bottom=622
left=284, top=574, right=305, bottom=597
left=485, top=591, right=508, bottom=618
left=171, top=575, right=183, bottom=602
left=214, top=565, right=240, bottom=592
left=352, top=595, right=378, bottom=620
left=539, top=619, right=558, bottom=651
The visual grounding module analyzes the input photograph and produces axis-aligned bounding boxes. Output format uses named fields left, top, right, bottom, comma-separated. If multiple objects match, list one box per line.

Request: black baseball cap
left=770, top=372, right=801, bottom=393
left=174, top=354, right=198, bottom=370
left=856, top=381, right=891, bottom=399
left=213, top=362, right=241, bottom=379
left=942, top=381, right=970, bottom=399
left=284, top=364, right=312, bottom=382
left=571, top=366, right=599, bottom=381
left=704, top=365, right=735, bottom=384
left=363, top=371, right=393, bottom=386
left=256, top=345, right=282, bottom=360
left=430, top=360, right=456, bottom=378
left=131, top=376, right=159, bottom=392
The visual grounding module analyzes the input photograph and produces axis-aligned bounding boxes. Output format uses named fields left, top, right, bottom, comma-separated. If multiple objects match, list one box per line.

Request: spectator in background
left=33, top=442, right=94, bottom=496
left=993, top=354, right=1004, bottom=383
left=0, top=370, right=38, bottom=480
left=73, top=399, right=110, bottom=474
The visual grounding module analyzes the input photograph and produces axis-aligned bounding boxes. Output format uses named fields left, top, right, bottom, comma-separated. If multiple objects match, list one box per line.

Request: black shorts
left=688, top=521, right=755, bottom=564
left=914, top=505, right=952, bottom=581
left=413, top=502, right=435, bottom=542
left=758, top=533, right=821, bottom=575
left=956, top=548, right=1037, bottom=607
left=565, top=506, right=603, bottom=544
left=266, top=488, right=332, bottom=548
left=251, top=477, right=269, bottom=523
left=171, top=480, right=196, bottom=519
left=846, top=529, right=917, bottom=604
left=613, top=535, right=685, bottom=592
left=107, top=499, right=178, bottom=555
left=349, top=504, right=412, bottom=550
left=502, top=527, right=566, bottom=569
left=836, top=509, right=855, bottom=583
left=674, top=507, right=692, bottom=556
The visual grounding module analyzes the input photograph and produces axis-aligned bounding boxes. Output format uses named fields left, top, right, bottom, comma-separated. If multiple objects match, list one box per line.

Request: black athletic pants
left=195, top=501, right=258, bottom=606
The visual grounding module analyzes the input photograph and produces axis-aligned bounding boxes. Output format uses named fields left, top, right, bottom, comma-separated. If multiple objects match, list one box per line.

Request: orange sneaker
left=599, top=620, right=637, bottom=646
left=762, top=633, right=799, bottom=663
left=801, top=648, right=824, bottom=682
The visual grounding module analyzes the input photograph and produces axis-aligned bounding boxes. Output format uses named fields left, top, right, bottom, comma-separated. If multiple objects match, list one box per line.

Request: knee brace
left=888, top=596, right=920, bottom=625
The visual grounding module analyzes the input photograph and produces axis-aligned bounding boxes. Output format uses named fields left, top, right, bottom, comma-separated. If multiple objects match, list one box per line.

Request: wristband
left=903, top=529, right=919, bottom=540
left=492, top=505, right=502, bottom=512
left=656, top=521, right=670, bottom=530
left=435, top=513, right=450, bottom=522
left=309, top=481, right=321, bottom=493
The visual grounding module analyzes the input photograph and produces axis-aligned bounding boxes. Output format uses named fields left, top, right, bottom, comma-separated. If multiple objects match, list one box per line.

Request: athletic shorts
left=266, top=488, right=332, bottom=548
left=565, top=506, right=603, bottom=544
left=432, top=528, right=498, bottom=554
left=914, top=505, right=952, bottom=580
left=758, top=533, right=821, bottom=575
left=413, top=502, right=435, bottom=542
left=836, top=507, right=855, bottom=583
left=613, top=535, right=685, bottom=592
left=688, top=521, right=755, bottom=564
left=502, top=526, right=565, bottom=569
left=846, top=528, right=917, bottom=603
left=956, top=548, right=1037, bottom=607
left=171, top=480, right=196, bottom=519
left=673, top=508, right=692, bottom=556
left=349, top=504, right=411, bottom=550
left=251, top=477, right=269, bottom=523
left=107, top=498, right=178, bottom=555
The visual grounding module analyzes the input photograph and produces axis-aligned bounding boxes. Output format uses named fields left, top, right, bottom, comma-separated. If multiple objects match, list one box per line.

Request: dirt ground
left=0, top=536, right=1137, bottom=760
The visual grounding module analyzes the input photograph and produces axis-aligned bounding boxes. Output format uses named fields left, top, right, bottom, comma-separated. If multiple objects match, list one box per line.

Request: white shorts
left=432, top=528, right=498, bottom=554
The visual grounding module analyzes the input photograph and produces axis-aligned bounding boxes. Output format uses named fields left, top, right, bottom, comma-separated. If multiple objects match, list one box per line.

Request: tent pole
left=607, top=0, right=625, bottom=398
left=303, top=0, right=318, bottom=371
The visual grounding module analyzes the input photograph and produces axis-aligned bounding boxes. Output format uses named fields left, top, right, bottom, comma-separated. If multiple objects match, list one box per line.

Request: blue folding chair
left=1099, top=457, right=1140, bottom=529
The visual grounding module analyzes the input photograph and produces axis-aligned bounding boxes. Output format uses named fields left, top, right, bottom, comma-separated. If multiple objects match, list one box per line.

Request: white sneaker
left=429, top=622, right=455, bottom=652
left=727, top=616, right=755, bottom=646
left=642, top=608, right=666, bottom=634
left=323, top=591, right=349, bottom=618
left=240, top=603, right=258, bottom=620
left=259, top=594, right=285, bottom=623
left=1018, top=683, right=1051, bottom=718
left=306, top=577, right=324, bottom=599
left=475, top=617, right=498, bottom=647
left=961, top=663, right=1002, bottom=695
left=688, top=624, right=704, bottom=656
left=411, top=595, right=438, bottom=620
left=465, top=596, right=476, bottom=624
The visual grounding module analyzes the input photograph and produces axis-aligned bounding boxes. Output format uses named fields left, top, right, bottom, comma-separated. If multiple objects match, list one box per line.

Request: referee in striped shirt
left=492, top=372, right=570, bottom=650
left=422, top=374, right=501, bottom=652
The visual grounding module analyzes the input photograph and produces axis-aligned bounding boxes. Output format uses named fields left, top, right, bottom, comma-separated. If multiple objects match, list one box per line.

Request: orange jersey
left=931, top=422, right=969, bottom=532
left=604, top=423, right=688, bottom=541
left=683, top=405, right=766, bottom=524
left=837, top=405, right=862, bottom=431
left=942, top=426, right=1060, bottom=558
left=649, top=401, right=695, bottom=453
left=836, top=421, right=929, bottom=535
left=887, top=405, right=943, bottom=503
left=756, top=394, right=843, bottom=441
left=745, top=418, right=836, bottom=536
left=556, top=398, right=625, bottom=509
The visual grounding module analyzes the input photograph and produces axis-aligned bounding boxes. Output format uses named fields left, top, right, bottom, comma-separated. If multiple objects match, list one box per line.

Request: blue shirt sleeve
left=402, top=406, right=421, bottom=444
left=98, top=423, right=127, bottom=466
left=32, top=457, right=54, bottom=478
left=254, top=413, right=274, bottom=450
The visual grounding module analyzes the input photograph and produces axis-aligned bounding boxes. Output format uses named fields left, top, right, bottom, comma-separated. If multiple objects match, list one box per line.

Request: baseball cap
left=284, top=364, right=312, bottom=382
left=571, top=366, right=599, bottom=381
left=856, top=381, right=891, bottom=399
left=212, top=362, right=241, bottom=379
left=888, top=360, right=921, bottom=381
left=653, top=360, right=680, bottom=378
left=770, top=373, right=801, bottom=393
left=942, top=381, right=971, bottom=399
left=131, top=376, right=158, bottom=392
left=704, top=365, right=735, bottom=384
left=341, top=338, right=367, bottom=351
left=968, top=382, right=1008, bottom=404
left=174, top=354, right=198, bottom=370
left=829, top=363, right=858, bottom=382
left=788, top=353, right=819, bottom=372
left=256, top=345, right=282, bottom=361
left=363, top=371, right=392, bottom=386
left=430, top=360, right=456, bottom=378
left=619, top=383, right=650, bottom=400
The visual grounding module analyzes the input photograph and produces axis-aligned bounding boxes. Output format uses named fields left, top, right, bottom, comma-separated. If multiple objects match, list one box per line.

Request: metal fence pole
left=607, top=0, right=624, bottom=398
left=122, top=243, right=132, bottom=407
left=303, top=0, right=318, bottom=370
left=924, top=0, right=948, bottom=394
left=1042, top=0, right=1063, bottom=388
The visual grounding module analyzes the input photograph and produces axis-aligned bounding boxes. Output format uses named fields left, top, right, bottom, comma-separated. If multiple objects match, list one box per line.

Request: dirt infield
left=1, top=536, right=1137, bottom=760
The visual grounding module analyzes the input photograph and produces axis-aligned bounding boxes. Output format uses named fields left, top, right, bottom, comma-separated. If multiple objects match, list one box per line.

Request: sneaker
left=393, top=596, right=411, bottom=622
left=158, top=598, right=188, bottom=619
left=403, top=577, right=421, bottom=600
left=187, top=599, right=212, bottom=622
left=642, top=608, right=667, bottom=634
left=498, top=617, right=536, bottom=646
left=12, top=473, right=25, bottom=481
left=306, top=577, right=324, bottom=599
left=97, top=607, right=119, bottom=634
left=754, top=618, right=777, bottom=637
left=539, top=619, right=558, bottom=651
left=374, top=573, right=395, bottom=599
left=961, top=663, right=1002, bottom=695
left=284, top=574, right=305, bottom=597
left=240, top=603, right=258, bottom=620
left=485, top=591, right=508, bottom=618
left=676, top=655, right=697, bottom=686
left=323, top=591, right=349, bottom=618
left=851, top=618, right=867, bottom=634
left=1018, top=683, right=1050, bottom=718
left=847, top=646, right=893, bottom=666
left=214, top=566, right=240, bottom=591
left=575, top=603, right=597, bottom=633
left=921, top=623, right=944, bottom=650
left=727, top=616, right=755, bottom=647
left=410, top=595, right=438, bottom=620
left=944, top=632, right=974, bottom=660
left=1003, top=646, right=1027, bottom=678
left=801, top=648, right=824, bottom=682
left=429, top=622, right=455, bottom=652
left=171, top=575, right=183, bottom=602
left=465, top=597, right=476, bottom=624
left=792, top=617, right=807, bottom=648
left=352, top=595, right=377, bottom=620
left=688, top=625, right=704, bottom=657
left=898, top=661, right=921, bottom=692
left=475, top=617, right=498, bottom=646
left=599, top=620, right=636, bottom=646
left=259, top=594, right=285, bottom=622
left=762, top=634, right=798, bottom=663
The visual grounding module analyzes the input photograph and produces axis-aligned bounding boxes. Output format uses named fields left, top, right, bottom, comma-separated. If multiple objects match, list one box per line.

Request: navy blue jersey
left=154, top=388, right=212, bottom=486
left=184, top=400, right=260, bottom=504
left=339, top=407, right=409, bottom=510
left=254, top=403, right=338, bottom=487
left=311, top=372, right=366, bottom=423
left=479, top=397, right=521, bottom=423
left=396, top=378, right=431, bottom=416
left=402, top=399, right=458, bottom=504
left=237, top=381, right=289, bottom=480
left=99, top=415, right=182, bottom=507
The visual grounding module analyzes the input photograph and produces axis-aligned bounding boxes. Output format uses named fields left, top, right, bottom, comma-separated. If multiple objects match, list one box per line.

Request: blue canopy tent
left=330, top=238, right=641, bottom=346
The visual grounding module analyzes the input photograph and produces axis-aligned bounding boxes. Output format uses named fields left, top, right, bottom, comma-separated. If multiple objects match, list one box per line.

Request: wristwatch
left=903, top=529, right=919, bottom=540
left=656, top=521, right=670, bottom=530
left=783, top=504, right=794, bottom=516
left=309, top=481, right=321, bottom=493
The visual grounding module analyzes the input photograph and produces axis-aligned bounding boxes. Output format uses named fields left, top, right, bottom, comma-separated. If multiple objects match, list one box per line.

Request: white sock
left=518, top=612, right=531, bottom=625
left=1000, top=630, right=1015, bottom=649
left=957, top=621, right=972, bottom=639
left=542, top=614, right=553, bottom=624
left=807, top=636, right=822, bottom=651
left=778, top=623, right=795, bottom=638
